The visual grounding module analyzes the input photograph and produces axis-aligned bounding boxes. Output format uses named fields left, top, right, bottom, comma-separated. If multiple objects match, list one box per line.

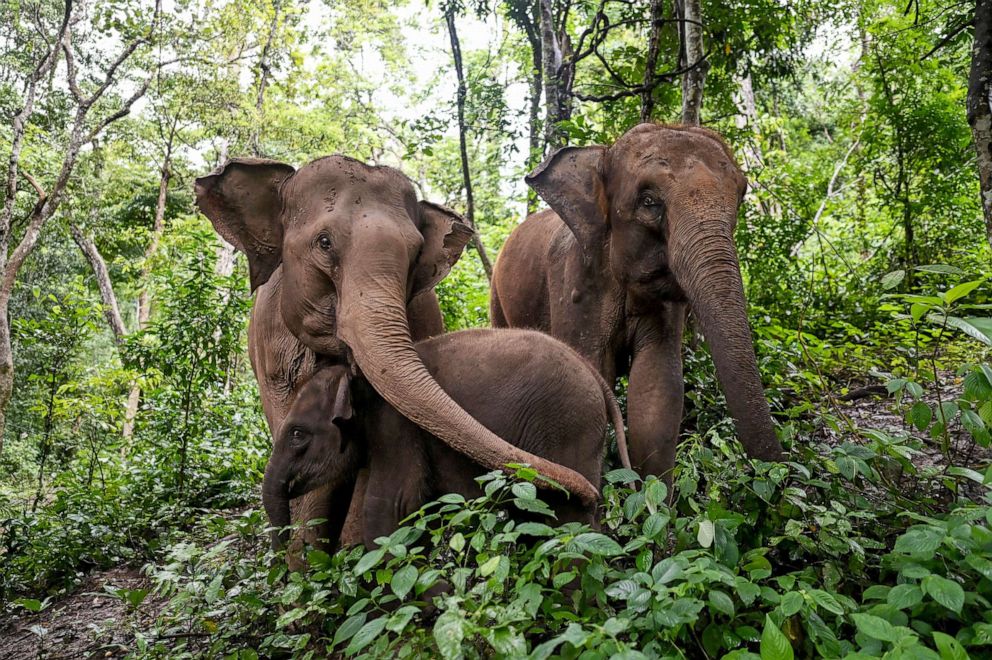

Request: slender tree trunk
left=71, top=224, right=126, bottom=341
left=679, top=0, right=708, bottom=125
left=969, top=0, right=992, bottom=248
left=444, top=7, right=494, bottom=280
left=640, top=0, right=664, bottom=123
left=251, top=0, right=282, bottom=157
left=525, top=2, right=544, bottom=212
left=122, top=153, right=172, bottom=442
left=539, top=0, right=566, bottom=148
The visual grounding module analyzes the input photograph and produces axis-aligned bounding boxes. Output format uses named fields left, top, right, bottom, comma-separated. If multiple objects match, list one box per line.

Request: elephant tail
left=584, top=362, right=631, bottom=473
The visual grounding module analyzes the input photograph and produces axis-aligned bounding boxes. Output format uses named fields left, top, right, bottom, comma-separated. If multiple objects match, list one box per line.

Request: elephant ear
left=525, top=145, right=607, bottom=264
left=411, top=201, right=474, bottom=297
left=194, top=158, right=296, bottom=291
left=329, top=371, right=353, bottom=423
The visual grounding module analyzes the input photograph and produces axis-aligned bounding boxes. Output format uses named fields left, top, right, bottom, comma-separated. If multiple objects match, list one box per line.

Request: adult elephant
left=490, top=124, right=783, bottom=481
left=194, top=156, right=598, bottom=518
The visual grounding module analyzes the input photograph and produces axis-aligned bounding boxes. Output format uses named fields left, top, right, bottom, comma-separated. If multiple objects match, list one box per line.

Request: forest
left=0, top=0, right=991, bottom=657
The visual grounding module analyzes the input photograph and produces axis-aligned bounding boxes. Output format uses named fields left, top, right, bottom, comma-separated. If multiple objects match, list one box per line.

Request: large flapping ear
left=525, top=145, right=607, bottom=264
left=411, top=201, right=475, bottom=297
left=194, top=158, right=296, bottom=291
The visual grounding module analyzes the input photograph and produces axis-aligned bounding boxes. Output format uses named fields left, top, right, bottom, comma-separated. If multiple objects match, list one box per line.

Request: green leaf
left=605, top=468, right=640, bottom=484
left=709, top=590, right=735, bottom=616
left=760, top=615, right=794, bottom=660
left=386, top=606, right=419, bottom=633
left=908, top=402, right=933, bottom=431
left=434, top=610, right=465, bottom=660
left=809, top=589, right=845, bottom=616
left=894, top=526, right=943, bottom=555
left=14, top=598, right=45, bottom=613
left=882, top=270, right=906, bottom=290
left=780, top=591, right=803, bottom=616
left=479, top=556, right=501, bottom=577
left=921, top=575, right=965, bottom=613
left=642, top=512, right=669, bottom=539
left=449, top=533, right=465, bottom=552
left=944, top=279, right=985, bottom=304
left=332, top=612, right=366, bottom=648
left=345, top=617, right=387, bottom=655
left=945, top=316, right=992, bottom=345
left=511, top=482, right=537, bottom=500
left=652, top=558, right=684, bottom=584
left=887, top=584, right=923, bottom=610
left=916, top=264, right=966, bottom=275
left=571, top=532, right=622, bottom=556
left=932, top=632, right=968, bottom=660
left=353, top=548, right=385, bottom=575
left=966, top=554, right=992, bottom=581
left=851, top=613, right=898, bottom=642
left=697, top=519, right=715, bottom=548
left=391, top=564, right=418, bottom=599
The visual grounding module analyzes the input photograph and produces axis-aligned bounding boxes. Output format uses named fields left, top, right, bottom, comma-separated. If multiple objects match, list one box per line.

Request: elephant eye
left=290, top=427, right=308, bottom=446
left=317, top=234, right=332, bottom=251
left=641, top=194, right=658, bottom=208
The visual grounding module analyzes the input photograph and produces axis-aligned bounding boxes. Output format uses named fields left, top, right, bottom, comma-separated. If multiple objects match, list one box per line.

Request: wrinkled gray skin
left=491, top=124, right=783, bottom=483
left=263, top=328, right=630, bottom=550
left=195, top=156, right=598, bottom=507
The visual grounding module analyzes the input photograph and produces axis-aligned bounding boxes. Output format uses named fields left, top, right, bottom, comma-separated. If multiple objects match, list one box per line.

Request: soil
left=0, top=566, right=164, bottom=659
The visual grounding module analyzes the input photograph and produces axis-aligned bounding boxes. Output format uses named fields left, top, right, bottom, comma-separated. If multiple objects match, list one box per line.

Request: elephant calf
left=263, top=328, right=630, bottom=549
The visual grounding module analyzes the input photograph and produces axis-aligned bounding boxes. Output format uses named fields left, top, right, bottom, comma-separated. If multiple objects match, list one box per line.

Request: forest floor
left=1, top=374, right=987, bottom=658
left=0, top=566, right=163, bottom=659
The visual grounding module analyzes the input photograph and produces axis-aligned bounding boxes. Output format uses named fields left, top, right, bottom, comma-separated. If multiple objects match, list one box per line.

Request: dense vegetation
left=1, top=0, right=991, bottom=657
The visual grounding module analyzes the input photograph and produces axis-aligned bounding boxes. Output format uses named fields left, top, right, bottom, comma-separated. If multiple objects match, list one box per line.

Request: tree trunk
left=122, top=155, right=172, bottom=442
left=969, top=0, right=992, bottom=248
left=679, top=0, right=708, bottom=125
left=251, top=0, right=282, bottom=157
left=444, top=7, right=494, bottom=280
left=539, top=0, right=566, bottom=148
left=71, top=224, right=126, bottom=341
left=640, top=0, right=664, bottom=123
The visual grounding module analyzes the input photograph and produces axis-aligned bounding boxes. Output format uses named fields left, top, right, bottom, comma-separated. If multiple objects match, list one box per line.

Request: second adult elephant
left=491, top=124, right=783, bottom=481
left=262, top=328, right=630, bottom=550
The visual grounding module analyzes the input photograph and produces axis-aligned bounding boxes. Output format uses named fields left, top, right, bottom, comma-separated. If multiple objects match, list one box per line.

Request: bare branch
left=70, top=223, right=127, bottom=342
left=19, top=171, right=46, bottom=201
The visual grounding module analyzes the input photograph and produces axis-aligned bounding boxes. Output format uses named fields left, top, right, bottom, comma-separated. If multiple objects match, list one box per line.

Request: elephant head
left=195, top=156, right=599, bottom=503
left=262, top=366, right=363, bottom=549
left=527, top=124, right=781, bottom=460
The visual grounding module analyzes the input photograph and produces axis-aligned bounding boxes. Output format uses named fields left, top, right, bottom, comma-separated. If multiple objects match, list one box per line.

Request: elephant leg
left=339, top=468, right=368, bottom=548
left=627, top=304, right=685, bottom=487
left=361, top=453, right=429, bottom=549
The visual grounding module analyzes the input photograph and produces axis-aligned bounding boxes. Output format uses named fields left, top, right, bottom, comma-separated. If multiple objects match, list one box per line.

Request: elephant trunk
left=669, top=213, right=784, bottom=461
left=262, top=454, right=292, bottom=550
left=335, top=258, right=599, bottom=505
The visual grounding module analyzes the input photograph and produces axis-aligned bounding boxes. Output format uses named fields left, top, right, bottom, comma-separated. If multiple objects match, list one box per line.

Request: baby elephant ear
left=330, top=372, right=353, bottom=423
left=526, top=145, right=607, bottom=264
left=411, top=201, right=475, bottom=297
left=194, top=158, right=296, bottom=291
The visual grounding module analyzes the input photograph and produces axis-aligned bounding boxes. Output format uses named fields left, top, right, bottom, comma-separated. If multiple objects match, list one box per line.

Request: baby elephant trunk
left=262, top=455, right=292, bottom=550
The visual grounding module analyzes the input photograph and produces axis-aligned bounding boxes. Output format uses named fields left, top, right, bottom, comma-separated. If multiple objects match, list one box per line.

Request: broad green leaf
left=353, top=548, right=385, bottom=575
left=332, top=612, right=367, bottom=648
left=345, top=617, right=387, bottom=655
left=809, top=589, right=845, bottom=615
left=881, top=270, right=905, bottom=290
left=386, top=606, right=419, bottom=633
left=887, top=584, right=923, bottom=610
left=909, top=402, right=932, bottom=431
left=916, top=264, right=966, bottom=275
left=709, top=590, right=735, bottom=616
left=697, top=519, right=715, bottom=548
left=571, top=532, right=622, bottom=556
left=434, top=610, right=466, bottom=660
left=921, top=575, right=965, bottom=613
left=945, top=316, right=992, bottom=346
left=894, top=526, right=943, bottom=555
left=760, top=615, right=794, bottom=660
left=851, top=613, right=898, bottom=642
left=944, top=279, right=985, bottom=304
left=932, top=632, right=968, bottom=660
left=479, top=556, right=501, bottom=577
left=391, top=564, right=418, bottom=599
left=780, top=591, right=803, bottom=616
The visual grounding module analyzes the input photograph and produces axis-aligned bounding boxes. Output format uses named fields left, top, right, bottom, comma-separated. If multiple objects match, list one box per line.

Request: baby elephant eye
left=641, top=194, right=658, bottom=208
left=290, top=428, right=308, bottom=445
left=317, top=235, right=332, bottom=250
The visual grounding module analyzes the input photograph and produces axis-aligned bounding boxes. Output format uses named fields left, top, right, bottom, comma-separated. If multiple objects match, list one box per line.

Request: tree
left=969, top=0, right=992, bottom=248
left=0, top=0, right=162, bottom=454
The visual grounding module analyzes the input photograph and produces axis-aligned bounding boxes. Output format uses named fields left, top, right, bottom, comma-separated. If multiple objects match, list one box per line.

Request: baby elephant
left=262, top=328, right=629, bottom=549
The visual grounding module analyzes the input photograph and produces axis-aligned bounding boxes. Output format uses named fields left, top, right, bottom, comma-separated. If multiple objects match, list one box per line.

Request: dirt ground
left=0, top=566, right=163, bottom=659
